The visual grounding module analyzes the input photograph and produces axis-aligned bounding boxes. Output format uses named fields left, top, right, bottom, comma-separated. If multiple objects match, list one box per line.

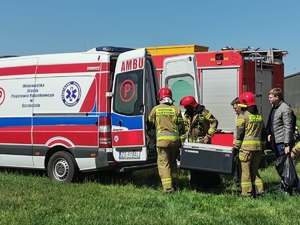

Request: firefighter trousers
left=157, top=146, right=180, bottom=192
left=239, top=150, right=264, bottom=196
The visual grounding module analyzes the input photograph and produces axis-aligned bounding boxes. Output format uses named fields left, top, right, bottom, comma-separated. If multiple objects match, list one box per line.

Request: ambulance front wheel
left=47, top=151, right=78, bottom=182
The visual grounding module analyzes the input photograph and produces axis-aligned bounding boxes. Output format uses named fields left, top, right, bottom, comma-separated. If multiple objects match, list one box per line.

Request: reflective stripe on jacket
left=234, top=111, right=266, bottom=151
left=148, top=104, right=185, bottom=147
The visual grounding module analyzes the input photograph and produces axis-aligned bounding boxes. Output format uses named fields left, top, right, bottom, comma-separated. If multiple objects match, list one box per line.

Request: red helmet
left=239, top=92, right=256, bottom=107
left=157, top=87, right=172, bottom=101
left=180, top=96, right=198, bottom=108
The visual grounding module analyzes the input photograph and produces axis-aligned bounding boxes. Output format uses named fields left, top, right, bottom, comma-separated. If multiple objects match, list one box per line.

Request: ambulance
left=0, top=47, right=161, bottom=182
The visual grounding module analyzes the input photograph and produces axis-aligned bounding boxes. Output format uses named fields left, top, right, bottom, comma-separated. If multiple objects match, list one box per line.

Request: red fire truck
left=148, top=45, right=288, bottom=146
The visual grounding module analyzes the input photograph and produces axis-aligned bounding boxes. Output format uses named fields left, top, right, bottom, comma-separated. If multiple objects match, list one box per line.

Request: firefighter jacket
left=182, top=105, right=218, bottom=142
left=292, top=142, right=300, bottom=156
left=148, top=103, right=185, bottom=147
left=234, top=110, right=266, bottom=151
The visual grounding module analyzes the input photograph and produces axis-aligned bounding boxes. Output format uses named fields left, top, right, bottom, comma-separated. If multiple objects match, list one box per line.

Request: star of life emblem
left=61, top=81, right=81, bottom=107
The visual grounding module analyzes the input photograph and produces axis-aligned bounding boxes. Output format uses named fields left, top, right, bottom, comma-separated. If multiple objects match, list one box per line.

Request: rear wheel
left=47, top=151, right=78, bottom=182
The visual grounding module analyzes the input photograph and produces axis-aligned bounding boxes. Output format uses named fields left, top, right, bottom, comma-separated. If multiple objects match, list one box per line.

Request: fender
left=45, top=136, right=75, bottom=149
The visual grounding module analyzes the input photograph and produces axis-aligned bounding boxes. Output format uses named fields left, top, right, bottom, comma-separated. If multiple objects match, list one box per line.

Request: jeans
left=272, top=140, right=295, bottom=158
left=272, top=141, right=285, bottom=158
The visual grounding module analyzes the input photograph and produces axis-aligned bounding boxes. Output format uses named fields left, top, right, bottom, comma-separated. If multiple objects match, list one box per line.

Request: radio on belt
left=179, top=142, right=236, bottom=174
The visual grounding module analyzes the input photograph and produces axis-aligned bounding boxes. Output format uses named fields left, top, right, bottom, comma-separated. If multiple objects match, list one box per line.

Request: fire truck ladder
left=222, top=46, right=288, bottom=116
left=237, top=47, right=288, bottom=67
left=222, top=46, right=288, bottom=64
left=231, top=47, right=287, bottom=115
left=249, top=49, right=264, bottom=115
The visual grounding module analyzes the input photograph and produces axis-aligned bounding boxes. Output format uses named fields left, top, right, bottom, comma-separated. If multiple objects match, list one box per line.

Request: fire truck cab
left=150, top=45, right=288, bottom=146
left=0, top=47, right=159, bottom=182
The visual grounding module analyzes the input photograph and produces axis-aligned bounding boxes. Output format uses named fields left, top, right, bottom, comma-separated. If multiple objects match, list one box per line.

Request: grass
left=0, top=114, right=298, bottom=225
left=1, top=163, right=300, bottom=225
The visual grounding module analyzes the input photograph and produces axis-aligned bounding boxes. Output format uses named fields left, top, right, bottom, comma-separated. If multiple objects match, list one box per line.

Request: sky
left=0, top=0, right=299, bottom=76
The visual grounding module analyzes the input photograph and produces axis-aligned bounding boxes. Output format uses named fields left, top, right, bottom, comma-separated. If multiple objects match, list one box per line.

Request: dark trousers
left=234, top=155, right=240, bottom=185
left=271, top=139, right=294, bottom=158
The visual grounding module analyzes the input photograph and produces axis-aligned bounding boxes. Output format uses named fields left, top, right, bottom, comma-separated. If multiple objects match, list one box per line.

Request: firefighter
left=231, top=97, right=242, bottom=187
left=180, top=96, right=221, bottom=188
left=291, top=142, right=300, bottom=161
left=147, top=87, right=185, bottom=193
left=233, top=92, right=266, bottom=197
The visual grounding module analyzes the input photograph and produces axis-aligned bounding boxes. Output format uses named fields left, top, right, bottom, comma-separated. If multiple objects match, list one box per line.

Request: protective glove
left=146, top=131, right=152, bottom=145
left=232, top=147, right=239, bottom=156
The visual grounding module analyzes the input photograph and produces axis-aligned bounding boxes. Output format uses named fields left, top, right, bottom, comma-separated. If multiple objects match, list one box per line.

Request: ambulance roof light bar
left=96, top=46, right=135, bottom=53
left=0, top=55, right=19, bottom=59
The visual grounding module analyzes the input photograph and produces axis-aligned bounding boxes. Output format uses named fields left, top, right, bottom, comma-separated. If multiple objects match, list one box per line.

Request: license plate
left=119, top=151, right=141, bottom=159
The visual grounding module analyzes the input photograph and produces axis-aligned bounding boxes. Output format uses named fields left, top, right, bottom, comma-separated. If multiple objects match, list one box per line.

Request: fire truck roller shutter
left=201, top=68, right=239, bottom=132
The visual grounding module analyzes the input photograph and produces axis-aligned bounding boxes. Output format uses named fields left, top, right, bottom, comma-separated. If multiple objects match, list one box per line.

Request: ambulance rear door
left=110, top=48, right=148, bottom=162
left=161, top=55, right=200, bottom=111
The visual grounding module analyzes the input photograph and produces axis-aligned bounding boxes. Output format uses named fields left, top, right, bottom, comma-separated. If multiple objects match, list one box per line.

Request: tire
left=47, top=151, right=78, bottom=182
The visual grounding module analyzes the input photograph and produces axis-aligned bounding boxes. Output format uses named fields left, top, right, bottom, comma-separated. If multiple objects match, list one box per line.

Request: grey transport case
left=180, top=142, right=235, bottom=174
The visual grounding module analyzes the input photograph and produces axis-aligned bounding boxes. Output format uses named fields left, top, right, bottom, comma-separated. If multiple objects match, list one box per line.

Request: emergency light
left=96, top=46, right=134, bottom=53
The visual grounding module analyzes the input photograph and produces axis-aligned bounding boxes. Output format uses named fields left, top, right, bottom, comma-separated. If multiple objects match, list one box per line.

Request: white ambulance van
left=0, top=47, right=160, bottom=182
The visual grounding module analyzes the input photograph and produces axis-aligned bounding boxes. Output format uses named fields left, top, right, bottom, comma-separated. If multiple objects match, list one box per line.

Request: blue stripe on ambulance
left=0, top=113, right=110, bottom=128
left=111, top=113, right=143, bottom=130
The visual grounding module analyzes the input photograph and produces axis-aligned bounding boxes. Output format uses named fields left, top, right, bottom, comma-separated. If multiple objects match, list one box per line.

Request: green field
left=0, top=115, right=298, bottom=225
left=1, top=164, right=300, bottom=225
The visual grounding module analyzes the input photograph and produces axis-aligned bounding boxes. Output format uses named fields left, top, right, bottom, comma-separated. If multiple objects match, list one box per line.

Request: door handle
left=140, top=104, right=144, bottom=114
left=118, top=120, right=123, bottom=127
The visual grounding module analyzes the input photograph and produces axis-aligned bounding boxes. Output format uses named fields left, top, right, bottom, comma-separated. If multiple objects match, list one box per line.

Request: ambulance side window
left=113, top=70, right=143, bottom=116
left=109, top=58, right=117, bottom=90
left=145, top=60, right=157, bottom=117
left=167, top=75, right=195, bottom=110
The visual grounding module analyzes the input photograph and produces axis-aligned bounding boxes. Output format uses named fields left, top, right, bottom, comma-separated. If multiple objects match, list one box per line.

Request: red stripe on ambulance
left=0, top=126, right=98, bottom=146
left=80, top=78, right=97, bottom=112
left=0, top=127, right=31, bottom=144
left=0, top=62, right=106, bottom=76
left=33, top=126, right=98, bottom=146
left=112, top=130, right=144, bottom=146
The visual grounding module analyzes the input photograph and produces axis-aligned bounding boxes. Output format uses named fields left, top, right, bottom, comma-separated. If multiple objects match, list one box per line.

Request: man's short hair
left=231, top=97, right=240, bottom=105
left=269, top=88, right=283, bottom=99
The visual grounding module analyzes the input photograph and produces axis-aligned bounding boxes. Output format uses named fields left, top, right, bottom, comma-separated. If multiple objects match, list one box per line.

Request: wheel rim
left=53, top=158, right=69, bottom=181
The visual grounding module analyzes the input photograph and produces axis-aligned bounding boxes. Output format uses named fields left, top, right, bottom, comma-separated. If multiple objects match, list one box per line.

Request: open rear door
left=161, top=55, right=200, bottom=110
left=111, top=49, right=148, bottom=161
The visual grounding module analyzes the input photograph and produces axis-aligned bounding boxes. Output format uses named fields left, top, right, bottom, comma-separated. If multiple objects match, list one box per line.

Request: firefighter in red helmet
left=147, top=87, right=185, bottom=193
left=180, top=95, right=221, bottom=188
left=233, top=92, right=266, bottom=197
